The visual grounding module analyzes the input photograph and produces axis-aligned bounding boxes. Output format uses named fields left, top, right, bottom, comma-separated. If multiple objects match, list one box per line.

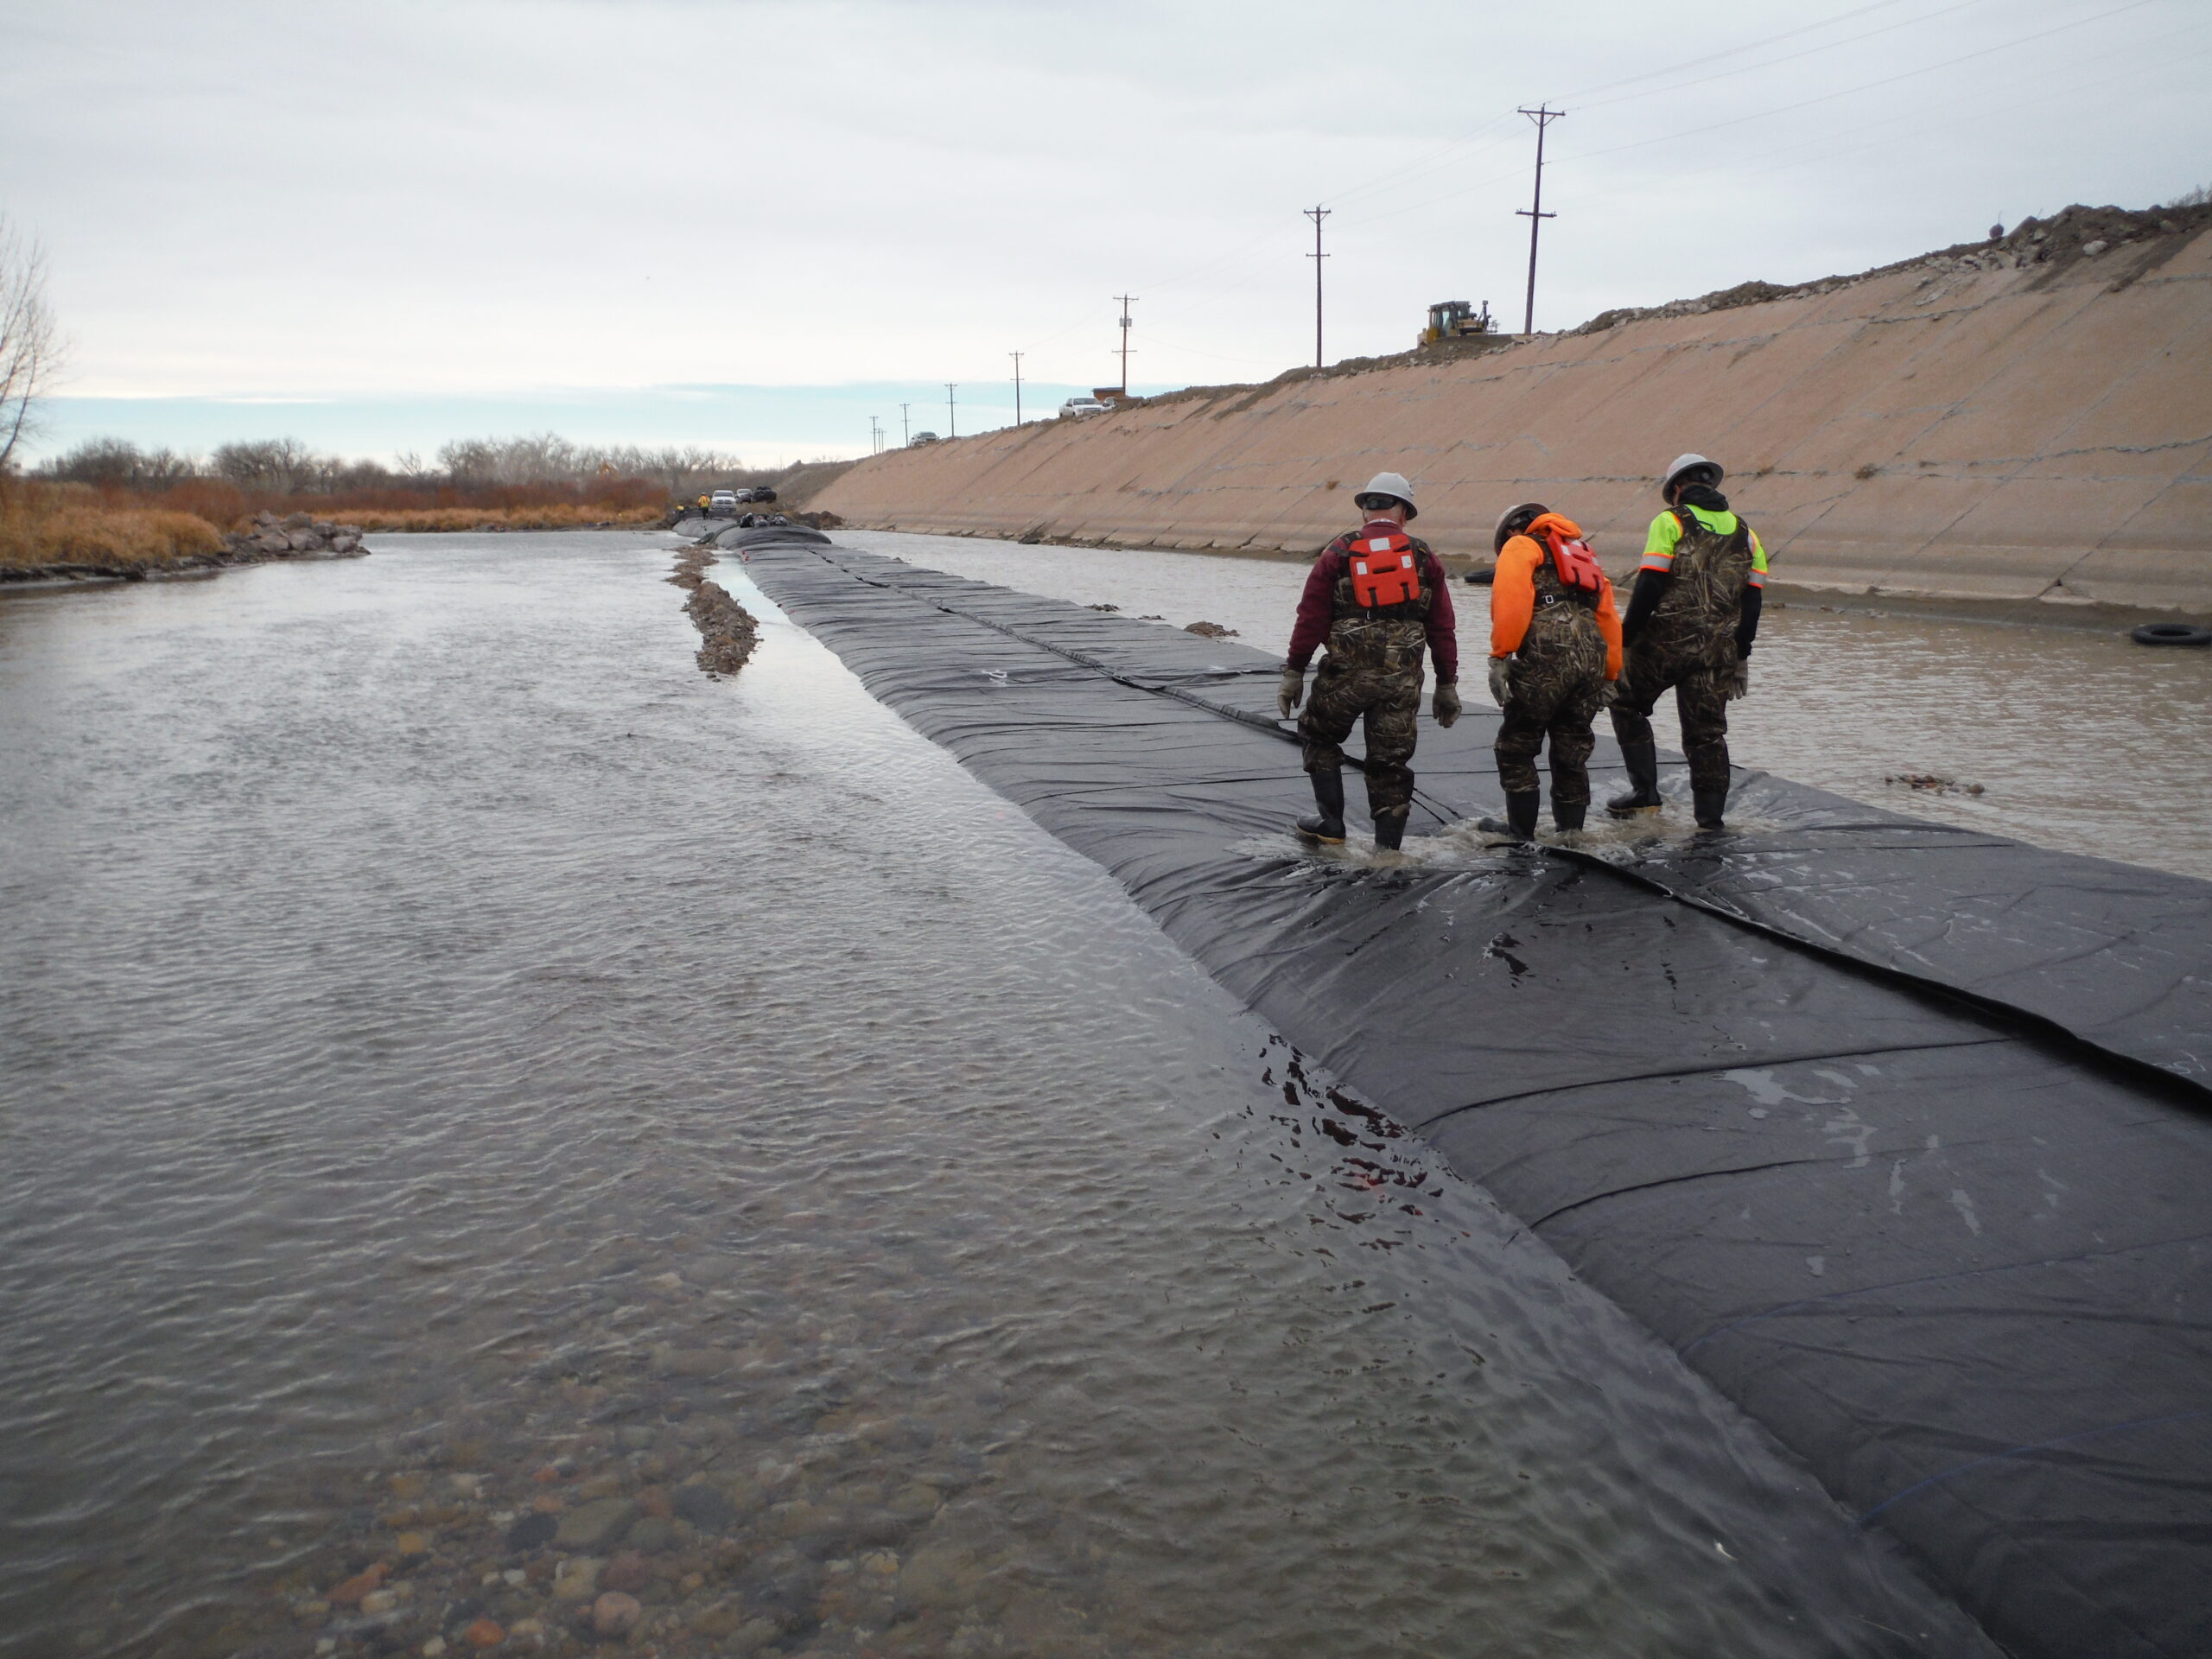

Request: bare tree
left=0, top=215, right=62, bottom=474
left=213, top=436, right=321, bottom=493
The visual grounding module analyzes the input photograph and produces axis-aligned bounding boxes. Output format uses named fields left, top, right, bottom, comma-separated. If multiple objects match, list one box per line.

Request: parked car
left=709, top=489, right=739, bottom=512
left=912, top=431, right=941, bottom=445
left=1058, top=397, right=1109, bottom=419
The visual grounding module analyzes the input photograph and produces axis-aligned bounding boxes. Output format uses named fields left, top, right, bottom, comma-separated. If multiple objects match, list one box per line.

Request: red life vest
left=1538, top=525, right=1603, bottom=594
left=1347, top=532, right=1423, bottom=607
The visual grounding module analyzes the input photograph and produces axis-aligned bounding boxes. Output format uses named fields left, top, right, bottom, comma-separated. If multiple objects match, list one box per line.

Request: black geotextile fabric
left=741, top=537, right=2212, bottom=1659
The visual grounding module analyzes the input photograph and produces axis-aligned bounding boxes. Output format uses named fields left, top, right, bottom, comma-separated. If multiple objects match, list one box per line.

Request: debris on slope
left=1573, top=200, right=2212, bottom=335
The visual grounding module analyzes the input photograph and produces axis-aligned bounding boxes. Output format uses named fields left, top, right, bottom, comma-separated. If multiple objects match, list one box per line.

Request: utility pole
left=1010, top=351, right=1024, bottom=425
left=1516, top=104, right=1563, bottom=336
left=945, top=383, right=957, bottom=439
left=1113, top=294, right=1137, bottom=393
left=899, top=404, right=911, bottom=447
left=1304, top=207, right=1331, bottom=369
left=869, top=416, right=882, bottom=455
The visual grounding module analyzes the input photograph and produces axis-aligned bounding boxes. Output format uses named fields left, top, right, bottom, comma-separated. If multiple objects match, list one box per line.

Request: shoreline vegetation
left=1, top=437, right=859, bottom=585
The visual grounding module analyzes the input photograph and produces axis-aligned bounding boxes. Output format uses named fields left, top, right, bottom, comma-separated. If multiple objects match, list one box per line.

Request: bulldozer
left=1420, top=299, right=1496, bottom=346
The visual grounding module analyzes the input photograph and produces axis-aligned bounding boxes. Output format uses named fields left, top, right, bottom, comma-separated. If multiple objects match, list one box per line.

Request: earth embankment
left=817, top=210, right=2212, bottom=611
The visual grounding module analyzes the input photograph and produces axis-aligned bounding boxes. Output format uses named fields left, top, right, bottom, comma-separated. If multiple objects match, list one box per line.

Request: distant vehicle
left=709, top=489, right=739, bottom=512
left=1058, top=397, right=1110, bottom=419
left=912, top=431, right=942, bottom=445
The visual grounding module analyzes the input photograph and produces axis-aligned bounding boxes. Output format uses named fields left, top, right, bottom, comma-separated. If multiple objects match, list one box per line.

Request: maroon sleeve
left=1421, top=552, right=1459, bottom=682
left=1286, top=548, right=1342, bottom=670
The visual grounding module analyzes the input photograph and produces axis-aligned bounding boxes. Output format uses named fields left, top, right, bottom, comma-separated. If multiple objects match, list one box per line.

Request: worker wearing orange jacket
left=1478, top=504, right=1622, bottom=842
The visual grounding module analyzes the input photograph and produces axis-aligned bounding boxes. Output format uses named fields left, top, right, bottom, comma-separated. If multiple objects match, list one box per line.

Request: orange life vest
left=1347, top=532, right=1423, bottom=607
left=1537, top=524, right=1603, bottom=594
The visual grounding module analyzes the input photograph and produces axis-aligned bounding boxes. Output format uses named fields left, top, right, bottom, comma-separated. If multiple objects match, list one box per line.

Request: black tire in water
left=1463, top=567, right=1495, bottom=586
left=2129, top=622, right=2212, bottom=647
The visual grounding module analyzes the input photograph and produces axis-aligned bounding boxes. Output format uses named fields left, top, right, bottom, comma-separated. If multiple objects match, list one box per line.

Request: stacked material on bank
left=740, top=537, right=2212, bottom=1659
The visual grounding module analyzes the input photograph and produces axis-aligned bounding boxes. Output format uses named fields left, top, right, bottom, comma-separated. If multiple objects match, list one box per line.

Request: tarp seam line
left=1856, top=1408, right=2212, bottom=1524
left=1681, top=1229, right=2212, bottom=1358
left=1412, top=1037, right=2013, bottom=1128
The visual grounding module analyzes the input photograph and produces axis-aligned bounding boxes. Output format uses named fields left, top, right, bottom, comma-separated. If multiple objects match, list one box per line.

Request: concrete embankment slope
left=818, top=216, right=2212, bottom=610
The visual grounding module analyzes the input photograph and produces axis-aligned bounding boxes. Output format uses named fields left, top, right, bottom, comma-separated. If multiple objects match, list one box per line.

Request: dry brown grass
left=0, top=483, right=226, bottom=570
left=337, top=503, right=664, bottom=532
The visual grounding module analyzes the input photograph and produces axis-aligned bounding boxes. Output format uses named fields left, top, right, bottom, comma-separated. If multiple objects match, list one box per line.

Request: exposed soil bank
left=817, top=204, right=2212, bottom=612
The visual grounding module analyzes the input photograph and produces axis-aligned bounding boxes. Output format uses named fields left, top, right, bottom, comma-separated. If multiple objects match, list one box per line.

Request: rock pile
left=226, top=509, right=366, bottom=560
left=686, top=582, right=760, bottom=677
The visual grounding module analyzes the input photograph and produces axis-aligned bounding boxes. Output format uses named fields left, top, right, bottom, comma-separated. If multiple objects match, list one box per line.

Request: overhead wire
left=1556, top=0, right=2161, bottom=167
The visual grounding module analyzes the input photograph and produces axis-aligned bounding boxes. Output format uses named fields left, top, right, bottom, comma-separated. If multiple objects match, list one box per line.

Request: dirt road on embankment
left=817, top=203, right=2212, bottom=613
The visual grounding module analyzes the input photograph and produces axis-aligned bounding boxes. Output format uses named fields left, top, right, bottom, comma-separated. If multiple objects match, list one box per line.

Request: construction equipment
left=1421, top=300, right=1497, bottom=346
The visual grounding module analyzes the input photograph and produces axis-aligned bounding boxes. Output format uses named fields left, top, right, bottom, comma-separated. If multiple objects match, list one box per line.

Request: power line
left=1516, top=105, right=1563, bottom=336
left=1570, top=0, right=1989, bottom=115
left=1303, top=207, right=1330, bottom=368
left=1557, top=0, right=2158, bottom=168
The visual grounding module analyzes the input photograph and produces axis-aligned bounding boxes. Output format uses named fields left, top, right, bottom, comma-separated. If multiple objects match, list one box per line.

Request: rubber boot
left=1553, top=798, right=1588, bottom=833
left=1478, top=790, right=1541, bottom=842
left=1371, top=809, right=1408, bottom=852
left=1693, top=785, right=1729, bottom=831
left=1606, top=737, right=1664, bottom=817
left=1295, top=772, right=1347, bottom=843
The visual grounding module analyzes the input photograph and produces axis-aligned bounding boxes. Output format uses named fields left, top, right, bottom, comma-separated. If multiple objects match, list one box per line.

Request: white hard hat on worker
left=1661, top=454, right=1723, bottom=499
left=1354, top=472, right=1418, bottom=519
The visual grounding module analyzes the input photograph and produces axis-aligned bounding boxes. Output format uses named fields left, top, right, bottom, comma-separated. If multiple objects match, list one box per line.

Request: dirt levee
left=817, top=210, right=2212, bottom=610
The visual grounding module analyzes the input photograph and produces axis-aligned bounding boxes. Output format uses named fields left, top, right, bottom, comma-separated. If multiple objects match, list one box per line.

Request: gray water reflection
left=841, top=530, right=2212, bottom=881
left=0, top=534, right=1987, bottom=1658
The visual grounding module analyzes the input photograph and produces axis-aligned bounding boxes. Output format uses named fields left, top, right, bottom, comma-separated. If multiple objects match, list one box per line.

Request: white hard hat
left=1662, top=453, right=1723, bottom=497
left=1356, top=471, right=1418, bottom=518
left=1492, top=501, right=1549, bottom=553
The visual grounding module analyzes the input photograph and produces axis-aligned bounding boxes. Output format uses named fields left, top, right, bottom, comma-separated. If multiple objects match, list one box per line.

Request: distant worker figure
left=1606, top=454, right=1769, bottom=830
left=1277, top=472, right=1460, bottom=851
left=696, top=493, right=712, bottom=515
left=1479, top=504, right=1621, bottom=842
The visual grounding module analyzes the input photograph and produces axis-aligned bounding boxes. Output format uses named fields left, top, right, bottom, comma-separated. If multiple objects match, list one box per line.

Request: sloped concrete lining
left=817, top=223, right=2212, bottom=611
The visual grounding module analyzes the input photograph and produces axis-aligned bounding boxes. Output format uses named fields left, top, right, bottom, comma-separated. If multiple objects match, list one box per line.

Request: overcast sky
left=4, top=0, right=2208, bottom=464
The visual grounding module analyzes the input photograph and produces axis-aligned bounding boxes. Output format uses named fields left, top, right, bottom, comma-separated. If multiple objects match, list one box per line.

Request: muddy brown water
left=0, top=532, right=2002, bottom=1657
left=839, top=530, right=2212, bottom=883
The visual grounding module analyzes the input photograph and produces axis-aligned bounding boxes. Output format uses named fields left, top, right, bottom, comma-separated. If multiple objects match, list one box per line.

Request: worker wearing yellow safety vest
left=1606, top=454, right=1769, bottom=830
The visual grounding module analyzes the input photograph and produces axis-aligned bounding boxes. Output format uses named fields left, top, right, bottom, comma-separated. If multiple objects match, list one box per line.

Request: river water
left=0, top=531, right=2012, bottom=1658
left=838, top=531, right=2212, bottom=883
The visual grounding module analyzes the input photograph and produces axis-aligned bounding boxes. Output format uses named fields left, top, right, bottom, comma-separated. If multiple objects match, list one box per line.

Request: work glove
left=1277, top=665, right=1306, bottom=721
left=1487, top=655, right=1514, bottom=708
left=1433, top=679, right=1461, bottom=728
left=1723, top=658, right=1751, bottom=702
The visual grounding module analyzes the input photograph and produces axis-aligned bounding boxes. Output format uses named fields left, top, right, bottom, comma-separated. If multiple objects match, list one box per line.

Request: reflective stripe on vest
left=1349, top=533, right=1422, bottom=607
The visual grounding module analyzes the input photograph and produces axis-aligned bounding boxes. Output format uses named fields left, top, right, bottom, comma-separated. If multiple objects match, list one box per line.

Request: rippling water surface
left=843, top=530, right=2212, bottom=880
left=0, top=534, right=1989, bottom=1658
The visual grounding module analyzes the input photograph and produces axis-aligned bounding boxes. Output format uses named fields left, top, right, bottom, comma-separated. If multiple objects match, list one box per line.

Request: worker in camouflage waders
left=1276, top=472, right=1460, bottom=851
left=1478, top=504, right=1622, bottom=842
left=1607, top=454, right=1770, bottom=830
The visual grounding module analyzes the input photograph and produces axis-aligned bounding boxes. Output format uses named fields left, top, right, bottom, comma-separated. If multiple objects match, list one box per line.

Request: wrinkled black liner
left=744, top=537, right=2212, bottom=1659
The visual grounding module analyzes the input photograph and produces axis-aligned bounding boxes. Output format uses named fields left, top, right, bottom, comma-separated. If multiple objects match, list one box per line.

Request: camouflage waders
left=1496, top=555, right=1610, bottom=810
left=1611, top=512, right=1756, bottom=796
left=1300, top=603, right=1431, bottom=834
